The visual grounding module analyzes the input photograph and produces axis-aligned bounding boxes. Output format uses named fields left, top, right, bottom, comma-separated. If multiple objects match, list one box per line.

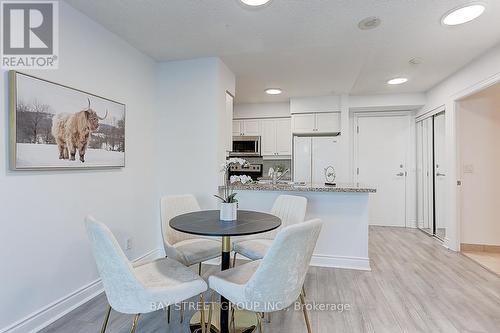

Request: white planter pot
left=220, top=202, right=238, bottom=221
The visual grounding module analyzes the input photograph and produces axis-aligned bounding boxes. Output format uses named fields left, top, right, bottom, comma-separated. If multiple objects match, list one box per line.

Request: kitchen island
left=221, top=182, right=376, bottom=270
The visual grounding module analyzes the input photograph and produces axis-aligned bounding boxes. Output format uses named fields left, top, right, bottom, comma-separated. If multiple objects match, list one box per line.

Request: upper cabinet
left=290, top=96, right=340, bottom=114
left=261, top=118, right=292, bottom=157
left=292, top=112, right=340, bottom=134
left=233, top=119, right=260, bottom=136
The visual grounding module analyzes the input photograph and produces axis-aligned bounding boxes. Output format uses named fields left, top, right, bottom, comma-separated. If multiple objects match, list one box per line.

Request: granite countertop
left=220, top=182, right=376, bottom=193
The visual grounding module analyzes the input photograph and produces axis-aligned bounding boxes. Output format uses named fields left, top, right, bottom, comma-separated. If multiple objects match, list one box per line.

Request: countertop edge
left=219, top=184, right=376, bottom=193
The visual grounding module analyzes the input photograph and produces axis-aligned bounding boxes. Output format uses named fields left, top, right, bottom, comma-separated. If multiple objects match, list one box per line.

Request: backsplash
left=244, top=157, right=292, bottom=177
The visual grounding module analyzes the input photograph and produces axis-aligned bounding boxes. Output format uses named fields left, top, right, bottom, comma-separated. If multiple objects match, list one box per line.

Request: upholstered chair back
left=85, top=216, right=145, bottom=314
left=245, top=219, right=322, bottom=311
left=160, top=194, right=201, bottom=246
left=265, top=195, right=307, bottom=238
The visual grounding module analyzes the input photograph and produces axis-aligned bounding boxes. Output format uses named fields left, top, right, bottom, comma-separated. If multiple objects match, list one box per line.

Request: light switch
left=463, top=164, right=474, bottom=174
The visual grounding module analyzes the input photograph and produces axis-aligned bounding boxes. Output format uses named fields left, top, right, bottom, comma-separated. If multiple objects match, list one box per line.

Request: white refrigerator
left=293, top=136, right=340, bottom=184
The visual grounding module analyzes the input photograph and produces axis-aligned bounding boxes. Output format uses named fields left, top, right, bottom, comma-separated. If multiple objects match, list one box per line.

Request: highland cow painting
left=9, top=71, right=125, bottom=170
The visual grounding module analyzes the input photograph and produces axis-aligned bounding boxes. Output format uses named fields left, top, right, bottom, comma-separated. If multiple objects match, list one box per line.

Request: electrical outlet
left=126, top=238, right=133, bottom=250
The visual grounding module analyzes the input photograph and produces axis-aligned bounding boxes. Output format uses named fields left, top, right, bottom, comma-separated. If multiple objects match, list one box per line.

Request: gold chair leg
left=300, top=292, right=312, bottom=333
left=232, top=252, right=237, bottom=267
left=130, top=314, right=140, bottom=333
left=255, top=312, right=263, bottom=333
left=200, top=294, right=206, bottom=333
left=198, top=262, right=202, bottom=275
left=302, top=284, right=307, bottom=298
left=206, top=292, right=214, bottom=332
left=100, top=305, right=112, bottom=333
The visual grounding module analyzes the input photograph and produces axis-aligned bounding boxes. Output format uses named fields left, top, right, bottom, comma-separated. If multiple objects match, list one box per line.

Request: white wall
left=418, top=44, right=500, bottom=250
left=155, top=58, right=235, bottom=210
left=233, top=102, right=290, bottom=119
left=458, top=85, right=500, bottom=246
left=0, top=2, right=159, bottom=332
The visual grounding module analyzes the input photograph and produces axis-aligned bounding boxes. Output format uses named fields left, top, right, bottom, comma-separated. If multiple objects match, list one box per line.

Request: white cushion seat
left=172, top=238, right=221, bottom=267
left=232, top=239, right=272, bottom=261
left=161, top=195, right=221, bottom=267
left=209, top=219, right=322, bottom=317
left=233, top=195, right=307, bottom=262
left=85, top=216, right=208, bottom=316
left=133, top=257, right=207, bottom=305
left=208, top=260, right=261, bottom=308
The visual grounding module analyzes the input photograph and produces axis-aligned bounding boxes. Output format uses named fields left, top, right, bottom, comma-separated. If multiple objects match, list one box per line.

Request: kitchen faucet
left=272, top=168, right=290, bottom=184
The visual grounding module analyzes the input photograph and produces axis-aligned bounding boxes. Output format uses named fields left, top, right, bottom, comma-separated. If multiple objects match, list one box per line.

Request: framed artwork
left=9, top=71, right=126, bottom=170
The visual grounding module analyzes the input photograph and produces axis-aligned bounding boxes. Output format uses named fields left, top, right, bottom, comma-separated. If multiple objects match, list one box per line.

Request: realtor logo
left=1, top=1, right=58, bottom=69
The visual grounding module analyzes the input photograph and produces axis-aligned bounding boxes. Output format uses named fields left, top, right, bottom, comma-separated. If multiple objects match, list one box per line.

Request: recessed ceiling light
left=240, top=0, right=271, bottom=6
left=265, top=88, right=282, bottom=95
left=358, top=16, right=382, bottom=30
left=387, top=78, right=408, bottom=85
left=442, top=3, right=486, bottom=26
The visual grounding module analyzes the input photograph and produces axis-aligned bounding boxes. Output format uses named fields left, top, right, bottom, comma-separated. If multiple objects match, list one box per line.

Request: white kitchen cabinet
left=261, top=118, right=291, bottom=157
left=292, top=112, right=340, bottom=134
left=233, top=120, right=243, bottom=136
left=291, top=114, right=315, bottom=134
left=243, top=119, right=260, bottom=136
left=233, top=119, right=260, bottom=136
left=316, top=113, right=340, bottom=133
left=276, top=118, right=292, bottom=155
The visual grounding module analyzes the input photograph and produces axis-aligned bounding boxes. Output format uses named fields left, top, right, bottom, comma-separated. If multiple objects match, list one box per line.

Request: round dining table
left=170, top=209, right=281, bottom=333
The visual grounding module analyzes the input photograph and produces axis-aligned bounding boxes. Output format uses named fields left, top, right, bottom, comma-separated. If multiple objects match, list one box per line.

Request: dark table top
left=169, top=210, right=281, bottom=237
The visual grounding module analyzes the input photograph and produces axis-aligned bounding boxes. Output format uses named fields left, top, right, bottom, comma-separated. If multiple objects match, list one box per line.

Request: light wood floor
left=39, top=227, right=500, bottom=333
left=462, top=251, right=500, bottom=276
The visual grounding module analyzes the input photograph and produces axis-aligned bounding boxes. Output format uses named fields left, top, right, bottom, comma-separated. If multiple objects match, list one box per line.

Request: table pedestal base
left=190, top=304, right=259, bottom=333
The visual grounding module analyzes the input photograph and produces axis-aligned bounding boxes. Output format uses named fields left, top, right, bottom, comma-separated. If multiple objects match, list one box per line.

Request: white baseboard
left=1, top=248, right=163, bottom=333
left=310, top=254, right=371, bottom=271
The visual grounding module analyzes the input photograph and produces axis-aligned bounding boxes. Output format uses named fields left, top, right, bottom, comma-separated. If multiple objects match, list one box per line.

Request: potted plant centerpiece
left=215, top=158, right=249, bottom=221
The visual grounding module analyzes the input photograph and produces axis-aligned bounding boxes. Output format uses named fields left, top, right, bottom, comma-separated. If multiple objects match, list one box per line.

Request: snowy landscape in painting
left=12, top=73, right=125, bottom=169
left=16, top=144, right=125, bottom=168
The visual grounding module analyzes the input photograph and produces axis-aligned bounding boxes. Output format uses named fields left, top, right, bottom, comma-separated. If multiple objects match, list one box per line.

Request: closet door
left=417, top=118, right=434, bottom=235
left=434, top=112, right=446, bottom=240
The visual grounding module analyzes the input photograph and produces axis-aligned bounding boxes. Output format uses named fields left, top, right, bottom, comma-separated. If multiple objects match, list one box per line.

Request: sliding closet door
left=417, top=118, right=434, bottom=235
left=416, top=112, right=446, bottom=239
left=434, top=112, right=446, bottom=240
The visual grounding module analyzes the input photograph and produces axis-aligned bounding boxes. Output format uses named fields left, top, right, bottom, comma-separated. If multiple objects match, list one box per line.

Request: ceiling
left=65, top=0, right=500, bottom=103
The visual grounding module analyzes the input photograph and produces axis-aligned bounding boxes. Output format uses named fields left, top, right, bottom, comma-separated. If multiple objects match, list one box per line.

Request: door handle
left=396, top=172, right=404, bottom=177
left=436, top=173, right=446, bottom=177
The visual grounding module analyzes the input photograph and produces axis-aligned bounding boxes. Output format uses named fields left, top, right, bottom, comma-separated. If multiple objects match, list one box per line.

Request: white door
left=233, top=120, right=242, bottom=136
left=292, top=114, right=315, bottom=133
left=276, top=118, right=291, bottom=156
left=312, top=137, right=340, bottom=184
left=243, top=120, right=260, bottom=136
left=293, top=136, right=312, bottom=183
left=356, top=114, right=409, bottom=226
left=434, top=112, right=446, bottom=239
left=316, top=113, right=341, bottom=133
left=261, top=119, right=276, bottom=156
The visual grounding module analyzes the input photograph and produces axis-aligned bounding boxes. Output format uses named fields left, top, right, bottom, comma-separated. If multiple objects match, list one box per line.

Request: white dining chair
left=85, top=216, right=208, bottom=333
left=208, top=219, right=322, bottom=333
left=161, top=195, right=221, bottom=272
left=233, top=195, right=307, bottom=265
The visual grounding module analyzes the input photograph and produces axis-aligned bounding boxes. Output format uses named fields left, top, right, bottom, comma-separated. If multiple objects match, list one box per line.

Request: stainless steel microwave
left=230, top=136, right=261, bottom=157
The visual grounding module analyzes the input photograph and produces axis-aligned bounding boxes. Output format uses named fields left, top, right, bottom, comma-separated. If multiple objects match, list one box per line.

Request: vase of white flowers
left=215, top=158, right=248, bottom=221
